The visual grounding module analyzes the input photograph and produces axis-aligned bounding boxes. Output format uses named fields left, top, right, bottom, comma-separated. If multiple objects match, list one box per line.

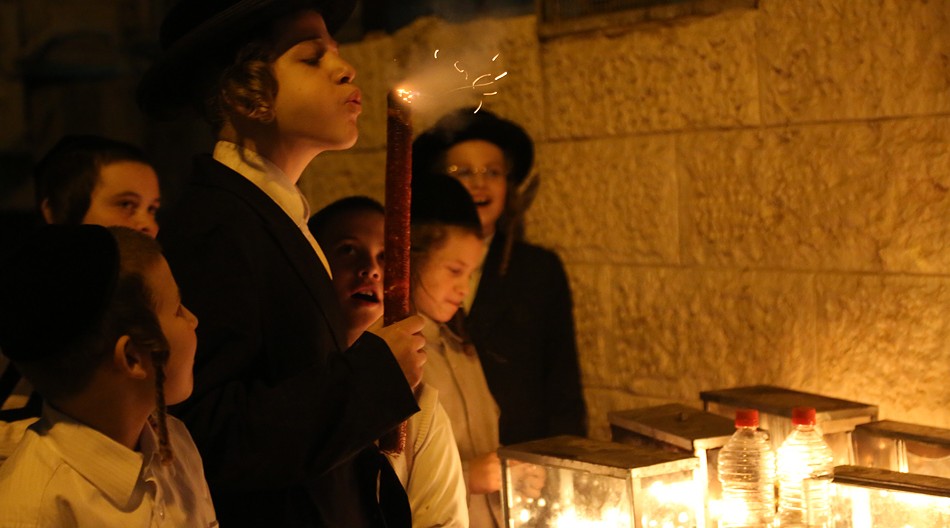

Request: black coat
left=466, top=234, right=587, bottom=446
left=159, top=156, right=418, bottom=528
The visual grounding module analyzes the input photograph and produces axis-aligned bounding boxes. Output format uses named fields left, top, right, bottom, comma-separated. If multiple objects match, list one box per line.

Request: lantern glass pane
left=831, top=482, right=950, bottom=527
left=504, top=462, right=632, bottom=527
left=639, top=470, right=701, bottom=528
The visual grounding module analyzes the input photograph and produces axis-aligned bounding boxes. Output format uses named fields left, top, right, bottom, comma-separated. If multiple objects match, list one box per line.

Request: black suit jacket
left=466, top=234, right=587, bottom=446
left=159, top=156, right=418, bottom=527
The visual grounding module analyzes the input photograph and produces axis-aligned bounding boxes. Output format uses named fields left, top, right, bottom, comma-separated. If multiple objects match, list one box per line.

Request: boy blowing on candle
left=0, top=225, right=215, bottom=527
left=310, top=196, right=469, bottom=527
left=136, top=0, right=425, bottom=525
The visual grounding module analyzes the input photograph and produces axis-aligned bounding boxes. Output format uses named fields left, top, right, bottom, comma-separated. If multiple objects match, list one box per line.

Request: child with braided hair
left=0, top=225, right=216, bottom=527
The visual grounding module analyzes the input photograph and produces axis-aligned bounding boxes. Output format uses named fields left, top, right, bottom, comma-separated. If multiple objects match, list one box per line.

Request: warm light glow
left=833, top=483, right=950, bottom=527
left=553, top=506, right=631, bottom=527
left=394, top=88, right=416, bottom=104
left=434, top=49, right=439, bottom=59
left=495, top=71, right=508, bottom=80
left=641, top=478, right=698, bottom=528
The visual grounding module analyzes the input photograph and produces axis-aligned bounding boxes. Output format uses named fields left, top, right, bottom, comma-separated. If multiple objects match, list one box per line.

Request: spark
left=472, top=73, right=494, bottom=87
left=433, top=50, right=509, bottom=111
left=453, top=60, right=469, bottom=80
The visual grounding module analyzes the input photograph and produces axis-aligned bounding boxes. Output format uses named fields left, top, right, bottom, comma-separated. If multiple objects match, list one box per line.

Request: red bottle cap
left=735, top=408, right=759, bottom=427
left=791, top=406, right=817, bottom=426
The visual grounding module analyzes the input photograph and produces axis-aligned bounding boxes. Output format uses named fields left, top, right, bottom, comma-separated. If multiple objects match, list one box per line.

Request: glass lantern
left=852, top=420, right=950, bottom=478
left=829, top=465, right=950, bottom=527
left=498, top=435, right=702, bottom=528
left=608, top=404, right=736, bottom=528
left=700, top=385, right=877, bottom=465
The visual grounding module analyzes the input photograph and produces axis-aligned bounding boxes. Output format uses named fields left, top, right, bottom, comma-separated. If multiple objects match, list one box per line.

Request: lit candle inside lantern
left=379, top=88, right=414, bottom=455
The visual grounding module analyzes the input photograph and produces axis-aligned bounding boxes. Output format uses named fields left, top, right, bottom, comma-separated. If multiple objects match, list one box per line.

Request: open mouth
left=351, top=288, right=380, bottom=303
left=472, top=198, right=490, bottom=207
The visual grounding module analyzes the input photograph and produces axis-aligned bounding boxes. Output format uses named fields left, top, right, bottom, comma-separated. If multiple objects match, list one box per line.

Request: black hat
left=0, top=225, right=119, bottom=362
left=410, top=174, right=482, bottom=234
left=412, top=107, right=534, bottom=185
left=137, top=0, right=356, bottom=117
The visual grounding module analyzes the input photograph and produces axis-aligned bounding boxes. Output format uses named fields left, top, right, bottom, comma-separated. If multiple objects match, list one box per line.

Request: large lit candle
left=383, top=88, right=413, bottom=326
left=380, top=88, right=413, bottom=454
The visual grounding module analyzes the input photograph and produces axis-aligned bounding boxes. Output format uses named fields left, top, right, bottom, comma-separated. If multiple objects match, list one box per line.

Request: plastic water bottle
left=777, top=407, right=834, bottom=527
left=717, top=408, right=776, bottom=528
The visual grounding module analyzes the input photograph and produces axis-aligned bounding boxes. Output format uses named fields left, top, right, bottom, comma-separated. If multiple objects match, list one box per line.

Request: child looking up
left=408, top=175, right=505, bottom=527
left=34, top=135, right=161, bottom=237
left=0, top=225, right=214, bottom=527
left=1, top=136, right=161, bottom=459
left=309, top=196, right=469, bottom=528
left=137, top=1, right=425, bottom=525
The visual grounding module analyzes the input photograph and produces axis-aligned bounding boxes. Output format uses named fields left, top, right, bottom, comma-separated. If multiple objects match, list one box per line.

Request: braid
left=150, top=349, right=173, bottom=465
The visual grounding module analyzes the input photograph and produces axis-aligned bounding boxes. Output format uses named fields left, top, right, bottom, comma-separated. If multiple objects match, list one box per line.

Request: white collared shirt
left=0, top=406, right=217, bottom=527
left=213, top=140, right=332, bottom=277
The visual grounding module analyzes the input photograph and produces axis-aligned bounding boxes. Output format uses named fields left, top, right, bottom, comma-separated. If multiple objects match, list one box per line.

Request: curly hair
left=203, top=36, right=280, bottom=132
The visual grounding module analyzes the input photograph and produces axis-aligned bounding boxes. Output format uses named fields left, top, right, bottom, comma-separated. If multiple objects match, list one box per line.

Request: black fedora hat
left=137, top=0, right=356, bottom=118
left=412, top=107, right=534, bottom=185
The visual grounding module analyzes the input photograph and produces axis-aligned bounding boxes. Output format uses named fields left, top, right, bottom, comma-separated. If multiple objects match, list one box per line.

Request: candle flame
left=434, top=49, right=439, bottom=59
left=495, top=71, right=508, bottom=81
left=395, top=88, right=416, bottom=104
left=492, top=53, right=500, bottom=61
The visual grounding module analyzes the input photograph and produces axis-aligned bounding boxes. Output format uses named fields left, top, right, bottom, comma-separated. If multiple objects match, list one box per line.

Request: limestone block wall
left=301, top=0, right=950, bottom=439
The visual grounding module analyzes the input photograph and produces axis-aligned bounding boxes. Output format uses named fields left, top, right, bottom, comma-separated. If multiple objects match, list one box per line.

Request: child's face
left=269, top=10, right=362, bottom=153
left=147, top=257, right=199, bottom=406
left=445, top=139, right=508, bottom=238
left=83, top=161, right=161, bottom=238
left=412, top=230, right=484, bottom=323
left=324, top=209, right=385, bottom=338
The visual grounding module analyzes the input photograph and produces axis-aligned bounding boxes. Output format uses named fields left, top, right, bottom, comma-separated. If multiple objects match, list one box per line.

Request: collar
left=420, top=314, right=441, bottom=347
left=419, top=315, right=466, bottom=354
left=37, top=405, right=157, bottom=507
left=213, top=140, right=312, bottom=225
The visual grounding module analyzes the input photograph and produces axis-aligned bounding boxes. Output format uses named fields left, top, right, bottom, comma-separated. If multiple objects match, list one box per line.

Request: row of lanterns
left=498, top=385, right=950, bottom=527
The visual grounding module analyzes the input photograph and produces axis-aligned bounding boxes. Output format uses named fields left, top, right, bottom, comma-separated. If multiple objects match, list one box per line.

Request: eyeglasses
left=445, top=165, right=508, bottom=181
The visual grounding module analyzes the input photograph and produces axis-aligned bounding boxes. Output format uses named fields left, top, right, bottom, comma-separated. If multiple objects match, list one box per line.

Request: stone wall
left=302, top=0, right=950, bottom=439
